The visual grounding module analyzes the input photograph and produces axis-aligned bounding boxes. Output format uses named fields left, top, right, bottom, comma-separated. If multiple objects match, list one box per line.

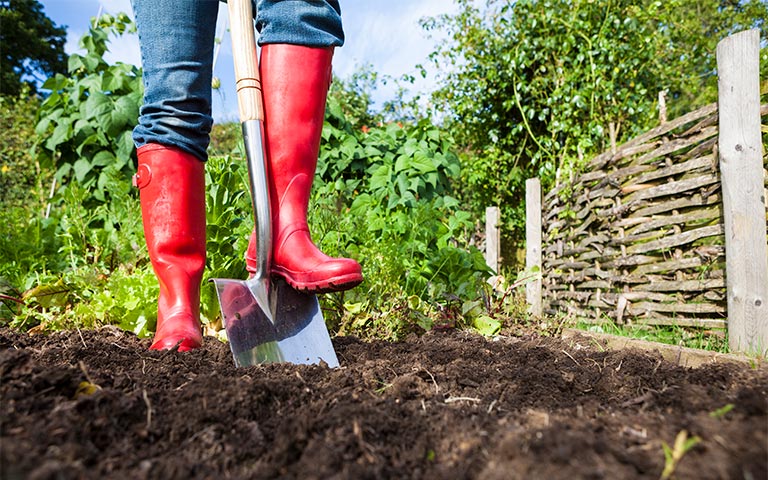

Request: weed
left=660, top=430, right=701, bottom=480
left=708, top=404, right=735, bottom=419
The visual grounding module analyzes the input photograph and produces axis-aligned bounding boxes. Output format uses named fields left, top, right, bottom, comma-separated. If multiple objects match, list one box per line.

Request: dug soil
left=1, top=327, right=766, bottom=479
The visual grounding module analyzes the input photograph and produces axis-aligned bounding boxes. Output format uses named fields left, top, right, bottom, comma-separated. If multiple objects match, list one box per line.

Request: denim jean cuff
left=255, top=0, right=344, bottom=47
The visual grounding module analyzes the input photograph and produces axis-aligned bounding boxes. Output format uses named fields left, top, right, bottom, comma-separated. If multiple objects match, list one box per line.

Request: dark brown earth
left=1, top=326, right=766, bottom=479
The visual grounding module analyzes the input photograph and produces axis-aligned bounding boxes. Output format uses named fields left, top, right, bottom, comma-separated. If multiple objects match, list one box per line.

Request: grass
left=571, top=318, right=729, bottom=353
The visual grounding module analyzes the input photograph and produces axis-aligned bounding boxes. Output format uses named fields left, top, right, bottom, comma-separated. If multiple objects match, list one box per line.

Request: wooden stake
left=526, top=179, right=542, bottom=318
left=717, top=29, right=768, bottom=355
left=485, top=206, right=500, bottom=274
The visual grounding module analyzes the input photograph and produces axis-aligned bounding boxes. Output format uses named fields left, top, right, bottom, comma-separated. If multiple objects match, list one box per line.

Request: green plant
left=660, top=430, right=701, bottom=480
left=3, top=161, right=148, bottom=333
left=309, top=98, right=494, bottom=338
left=0, top=87, right=48, bottom=208
left=424, top=0, right=768, bottom=248
left=34, top=12, right=141, bottom=206
left=10, top=153, right=259, bottom=336
left=0, top=201, right=66, bottom=308
left=201, top=154, right=253, bottom=324
left=327, top=65, right=382, bottom=131
left=208, top=122, right=243, bottom=157
left=12, top=262, right=158, bottom=337
left=575, top=318, right=729, bottom=353
left=708, top=404, right=735, bottom=419
left=2, top=12, right=156, bottom=334
left=80, top=265, right=159, bottom=337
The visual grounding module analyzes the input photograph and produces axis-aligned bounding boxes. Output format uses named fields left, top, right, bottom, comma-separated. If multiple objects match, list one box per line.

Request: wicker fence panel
left=541, top=103, right=768, bottom=329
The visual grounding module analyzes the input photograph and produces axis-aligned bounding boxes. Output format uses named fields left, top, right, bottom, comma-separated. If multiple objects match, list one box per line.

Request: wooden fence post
left=717, top=29, right=768, bottom=355
left=485, top=206, right=500, bottom=274
left=526, top=178, right=542, bottom=318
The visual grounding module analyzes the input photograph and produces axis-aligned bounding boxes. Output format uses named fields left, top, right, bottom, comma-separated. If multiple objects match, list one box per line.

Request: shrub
left=0, top=88, right=47, bottom=209
left=34, top=13, right=141, bottom=206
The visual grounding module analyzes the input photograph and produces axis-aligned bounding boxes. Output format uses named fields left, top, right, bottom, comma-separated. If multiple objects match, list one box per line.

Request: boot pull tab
left=133, top=163, right=152, bottom=189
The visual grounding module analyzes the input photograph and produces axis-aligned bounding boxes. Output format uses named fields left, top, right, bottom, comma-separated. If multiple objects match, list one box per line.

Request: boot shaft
left=261, top=44, right=334, bottom=217
left=135, top=144, right=207, bottom=350
left=135, top=144, right=207, bottom=276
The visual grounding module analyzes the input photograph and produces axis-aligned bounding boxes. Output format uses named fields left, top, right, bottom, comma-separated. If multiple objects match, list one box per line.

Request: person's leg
left=131, top=0, right=219, bottom=350
left=131, top=0, right=218, bottom=160
left=245, top=0, right=363, bottom=293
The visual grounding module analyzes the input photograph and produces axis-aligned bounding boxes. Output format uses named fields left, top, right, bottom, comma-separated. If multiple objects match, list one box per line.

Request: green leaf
left=92, top=150, right=116, bottom=167
left=76, top=133, right=104, bottom=156
left=349, top=193, right=373, bottom=216
left=22, top=279, right=70, bottom=308
left=411, top=151, right=438, bottom=174
left=402, top=138, right=419, bottom=157
left=97, top=169, right=111, bottom=193
left=67, top=54, right=86, bottom=73
left=473, top=315, right=502, bottom=336
left=709, top=404, right=735, bottom=419
left=105, top=96, right=139, bottom=136
left=45, top=120, right=72, bottom=151
left=115, top=130, right=135, bottom=167
left=73, top=158, right=93, bottom=182
left=394, top=154, right=411, bottom=173
left=35, top=117, right=53, bottom=136
left=369, top=164, right=391, bottom=192
left=83, top=91, right=111, bottom=119
left=327, top=97, right=344, bottom=120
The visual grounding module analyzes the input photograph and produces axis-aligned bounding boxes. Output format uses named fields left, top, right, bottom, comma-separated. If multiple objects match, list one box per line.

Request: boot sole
left=150, top=335, right=202, bottom=352
left=277, top=273, right=364, bottom=294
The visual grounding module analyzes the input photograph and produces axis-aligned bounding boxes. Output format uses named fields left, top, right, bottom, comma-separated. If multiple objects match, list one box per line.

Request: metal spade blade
left=212, top=276, right=339, bottom=368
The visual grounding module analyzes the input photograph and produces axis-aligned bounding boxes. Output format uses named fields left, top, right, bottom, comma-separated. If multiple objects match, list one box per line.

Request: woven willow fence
left=540, top=102, right=767, bottom=330
left=510, top=31, right=767, bottom=353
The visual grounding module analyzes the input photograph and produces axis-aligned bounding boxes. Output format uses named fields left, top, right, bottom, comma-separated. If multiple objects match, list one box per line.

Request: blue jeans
left=131, top=0, right=344, bottom=161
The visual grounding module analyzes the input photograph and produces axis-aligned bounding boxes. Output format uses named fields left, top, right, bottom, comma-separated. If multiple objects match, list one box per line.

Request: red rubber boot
left=134, top=144, right=206, bottom=351
left=245, top=44, right=362, bottom=293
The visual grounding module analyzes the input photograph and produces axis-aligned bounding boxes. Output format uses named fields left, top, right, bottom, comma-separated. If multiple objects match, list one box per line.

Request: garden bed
left=1, top=327, right=766, bottom=479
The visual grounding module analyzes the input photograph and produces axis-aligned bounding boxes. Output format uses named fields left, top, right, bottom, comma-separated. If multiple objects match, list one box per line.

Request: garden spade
left=211, top=0, right=340, bottom=368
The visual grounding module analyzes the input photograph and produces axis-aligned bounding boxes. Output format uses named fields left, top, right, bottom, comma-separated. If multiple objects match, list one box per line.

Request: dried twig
left=78, top=361, right=94, bottom=384
left=444, top=396, right=482, bottom=404
left=142, top=389, right=152, bottom=431
left=561, top=349, right=581, bottom=366
left=76, top=328, right=87, bottom=349
left=422, top=369, right=439, bottom=395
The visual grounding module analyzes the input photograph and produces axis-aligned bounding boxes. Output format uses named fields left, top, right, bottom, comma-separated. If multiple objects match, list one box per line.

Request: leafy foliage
left=200, top=155, right=253, bottom=325
left=0, top=87, right=48, bottom=208
left=208, top=122, right=243, bottom=157
left=34, top=13, right=141, bottom=205
left=327, top=65, right=382, bottom=131
left=0, top=174, right=152, bottom=334
left=313, top=95, right=493, bottom=337
left=0, top=0, right=67, bottom=95
left=424, top=0, right=768, bottom=247
left=645, top=0, right=768, bottom=110
left=0, top=14, right=156, bottom=335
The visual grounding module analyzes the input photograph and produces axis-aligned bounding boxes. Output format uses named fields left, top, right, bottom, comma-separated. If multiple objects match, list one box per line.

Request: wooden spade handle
left=227, top=0, right=264, bottom=122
